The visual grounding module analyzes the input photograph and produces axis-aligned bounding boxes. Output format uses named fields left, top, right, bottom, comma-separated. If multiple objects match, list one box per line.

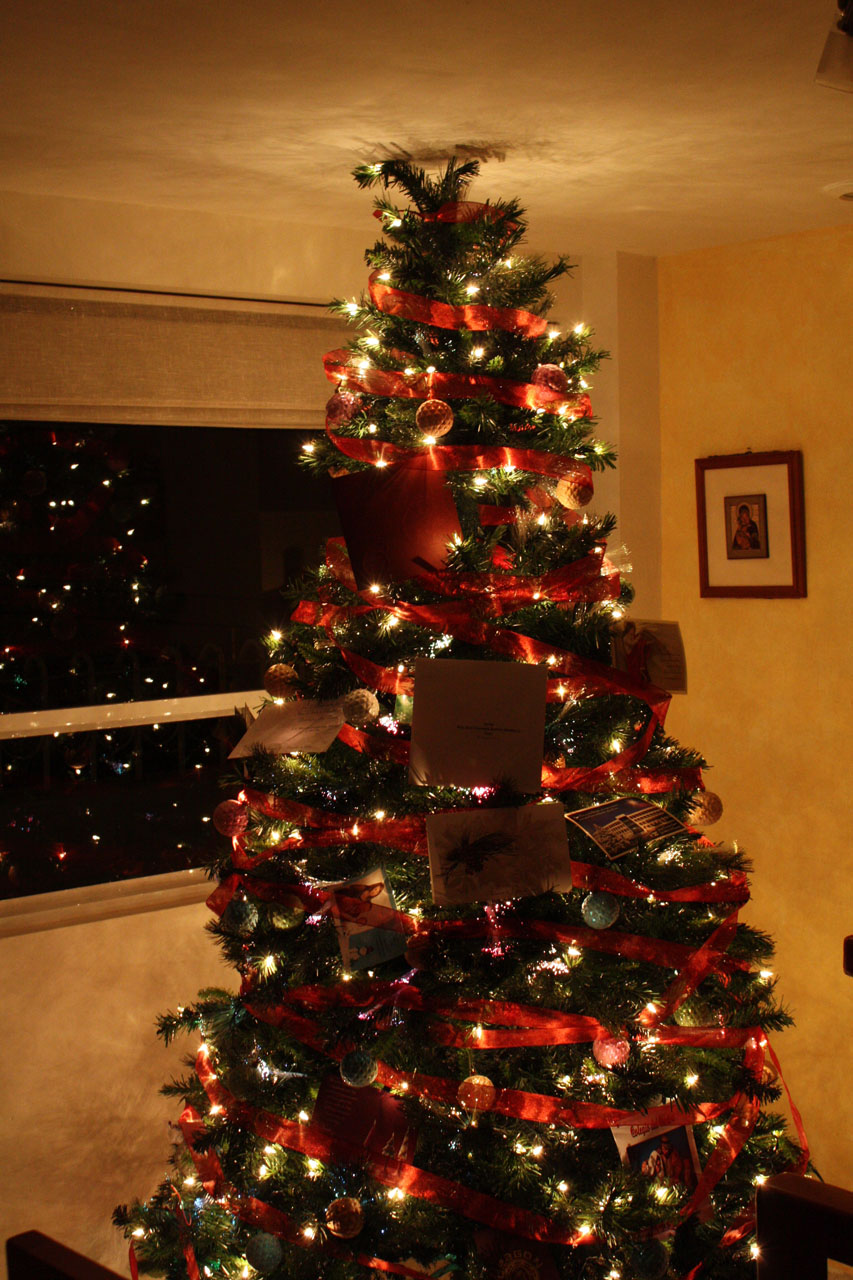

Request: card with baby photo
left=426, top=803, right=570, bottom=906
left=611, top=619, right=687, bottom=694
left=611, top=1120, right=701, bottom=1193
left=327, top=866, right=408, bottom=971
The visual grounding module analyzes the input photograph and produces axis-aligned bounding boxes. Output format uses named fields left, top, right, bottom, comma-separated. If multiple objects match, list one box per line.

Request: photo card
left=332, top=465, right=462, bottom=591
left=611, top=1120, right=701, bottom=1193
left=229, top=699, right=343, bottom=758
left=312, top=1072, right=419, bottom=1162
left=409, top=657, right=548, bottom=792
left=327, top=866, right=408, bottom=971
left=426, top=802, right=570, bottom=906
left=611, top=620, right=687, bottom=694
left=566, top=796, right=689, bottom=862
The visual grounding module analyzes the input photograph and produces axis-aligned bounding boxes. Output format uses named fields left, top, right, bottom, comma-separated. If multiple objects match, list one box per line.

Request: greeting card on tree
left=426, top=803, right=570, bottom=906
left=566, top=796, right=689, bottom=861
left=409, top=657, right=548, bottom=792
left=474, top=1229, right=561, bottom=1280
left=312, top=1073, right=419, bottom=1162
left=332, top=465, right=462, bottom=591
left=228, top=699, right=343, bottom=758
left=611, top=619, right=687, bottom=694
left=327, top=866, right=407, bottom=971
left=611, top=1120, right=701, bottom=1192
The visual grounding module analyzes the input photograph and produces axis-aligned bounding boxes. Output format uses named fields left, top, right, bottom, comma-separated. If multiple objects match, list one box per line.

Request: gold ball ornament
left=457, top=1073, right=497, bottom=1112
left=415, top=398, right=454, bottom=439
left=687, top=790, right=724, bottom=826
left=339, top=688, right=380, bottom=726
left=263, top=663, right=299, bottom=699
left=554, top=473, right=594, bottom=510
left=324, top=1196, right=364, bottom=1239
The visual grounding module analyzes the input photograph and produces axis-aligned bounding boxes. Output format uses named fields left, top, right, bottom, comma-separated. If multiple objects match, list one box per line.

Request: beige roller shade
left=0, top=283, right=347, bottom=427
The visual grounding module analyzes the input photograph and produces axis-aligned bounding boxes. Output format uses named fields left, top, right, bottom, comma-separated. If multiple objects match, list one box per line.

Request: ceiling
left=3, top=0, right=853, bottom=256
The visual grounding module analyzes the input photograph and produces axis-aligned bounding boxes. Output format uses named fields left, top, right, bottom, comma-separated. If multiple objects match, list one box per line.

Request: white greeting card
left=228, top=699, right=344, bottom=758
left=426, top=803, right=570, bottom=906
left=408, top=658, right=547, bottom=792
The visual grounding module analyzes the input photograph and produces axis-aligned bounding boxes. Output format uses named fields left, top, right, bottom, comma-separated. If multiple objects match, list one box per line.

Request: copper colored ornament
left=687, top=790, right=724, bottom=827
left=592, top=1036, right=631, bottom=1069
left=328, top=466, right=350, bottom=478
left=415, top=398, right=454, bottom=439
left=263, top=663, right=298, bottom=699
left=339, top=688, right=380, bottom=726
left=554, top=473, right=594, bottom=510
left=761, top=1059, right=780, bottom=1087
left=324, top=1196, right=363, bottom=1239
left=326, top=389, right=362, bottom=427
left=457, top=1073, right=497, bottom=1112
left=212, top=798, right=248, bottom=837
left=531, top=363, right=569, bottom=395
left=404, top=929, right=433, bottom=970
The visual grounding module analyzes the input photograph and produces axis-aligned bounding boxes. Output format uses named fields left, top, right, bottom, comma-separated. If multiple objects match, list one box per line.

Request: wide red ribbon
left=368, top=269, right=550, bottom=337
left=325, top=423, right=595, bottom=480
left=194, top=1051, right=589, bottom=1248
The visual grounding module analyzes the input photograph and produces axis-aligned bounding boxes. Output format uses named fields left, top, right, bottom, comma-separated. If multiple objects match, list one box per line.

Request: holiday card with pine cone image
left=409, top=656, right=547, bottom=791
left=426, top=802, right=570, bottom=905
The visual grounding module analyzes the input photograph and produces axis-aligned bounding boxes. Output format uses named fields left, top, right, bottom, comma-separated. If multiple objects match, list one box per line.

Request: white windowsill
left=0, top=866, right=213, bottom=939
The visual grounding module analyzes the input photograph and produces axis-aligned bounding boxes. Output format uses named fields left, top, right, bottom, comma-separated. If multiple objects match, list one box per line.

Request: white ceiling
left=3, top=0, right=853, bottom=256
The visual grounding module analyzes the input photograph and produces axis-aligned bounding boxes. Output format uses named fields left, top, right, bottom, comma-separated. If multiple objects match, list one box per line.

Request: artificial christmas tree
left=116, top=159, right=807, bottom=1280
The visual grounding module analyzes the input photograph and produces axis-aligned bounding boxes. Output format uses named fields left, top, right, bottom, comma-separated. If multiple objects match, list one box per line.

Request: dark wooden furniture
left=756, top=1173, right=853, bottom=1278
left=6, top=1231, right=127, bottom=1280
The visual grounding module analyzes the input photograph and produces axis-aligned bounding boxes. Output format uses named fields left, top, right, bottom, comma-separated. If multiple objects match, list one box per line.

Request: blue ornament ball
left=625, top=1238, right=669, bottom=1279
left=581, top=891, right=620, bottom=930
left=340, top=1049, right=378, bottom=1088
left=245, top=1232, right=283, bottom=1273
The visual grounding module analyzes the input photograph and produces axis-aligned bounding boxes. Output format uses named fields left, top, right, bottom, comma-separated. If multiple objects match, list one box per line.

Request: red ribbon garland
left=368, top=269, right=550, bottom=338
left=179, top=1107, right=433, bottom=1280
left=325, top=422, right=595, bottom=481
left=193, top=1051, right=590, bottom=1249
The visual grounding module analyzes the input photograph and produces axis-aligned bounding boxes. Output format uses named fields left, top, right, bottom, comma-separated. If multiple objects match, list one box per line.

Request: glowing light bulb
left=548, top=328, right=560, bottom=339
left=270, top=630, right=282, bottom=642
left=301, top=442, right=315, bottom=454
left=375, top=458, right=388, bottom=468
left=298, top=1110, right=310, bottom=1123
left=685, top=1073, right=699, bottom=1087
left=473, top=475, right=487, bottom=489
left=345, top=302, right=358, bottom=315
left=573, top=323, right=585, bottom=335
left=471, top=347, right=485, bottom=360
left=379, top=271, right=391, bottom=281
left=423, top=434, right=436, bottom=445
left=302, top=1226, right=316, bottom=1240
left=465, top=283, right=480, bottom=295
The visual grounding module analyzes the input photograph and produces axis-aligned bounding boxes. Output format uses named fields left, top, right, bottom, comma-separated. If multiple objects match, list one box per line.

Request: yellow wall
left=658, top=225, right=853, bottom=1187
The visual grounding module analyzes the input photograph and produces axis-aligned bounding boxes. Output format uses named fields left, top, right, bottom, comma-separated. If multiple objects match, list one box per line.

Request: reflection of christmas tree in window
left=0, top=423, right=227, bottom=897
left=115, top=160, right=808, bottom=1280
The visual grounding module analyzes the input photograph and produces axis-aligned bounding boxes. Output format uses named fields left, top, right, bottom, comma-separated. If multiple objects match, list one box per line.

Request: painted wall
left=658, top=224, right=853, bottom=1188
left=0, top=901, right=231, bottom=1279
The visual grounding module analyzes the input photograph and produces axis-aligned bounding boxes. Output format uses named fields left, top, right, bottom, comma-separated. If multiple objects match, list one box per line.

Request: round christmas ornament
left=21, top=468, right=47, bottom=497
left=263, top=663, right=299, bottom=700
left=531, top=363, right=569, bottom=396
left=592, top=1036, right=631, bottom=1069
left=245, top=1232, right=283, bottom=1273
left=339, top=1049, right=378, bottom=1088
left=212, top=798, right=248, bottom=838
left=687, top=790, right=724, bottom=827
left=673, top=995, right=715, bottom=1028
left=554, top=473, right=594, bottom=510
left=325, top=389, right=362, bottom=427
left=457, top=1074, right=497, bottom=1112
left=221, top=896, right=259, bottom=937
left=404, top=929, right=434, bottom=970
left=581, top=891, right=620, bottom=930
left=268, top=893, right=305, bottom=931
left=415, top=397, right=454, bottom=439
left=339, top=688, right=380, bottom=726
left=324, top=1196, right=364, bottom=1239
left=761, top=1059, right=780, bottom=1087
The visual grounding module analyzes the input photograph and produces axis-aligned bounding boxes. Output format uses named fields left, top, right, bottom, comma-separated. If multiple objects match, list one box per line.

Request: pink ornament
left=212, top=799, right=248, bottom=838
left=325, top=389, right=362, bottom=427
left=592, top=1036, right=631, bottom=1069
left=531, top=363, right=569, bottom=395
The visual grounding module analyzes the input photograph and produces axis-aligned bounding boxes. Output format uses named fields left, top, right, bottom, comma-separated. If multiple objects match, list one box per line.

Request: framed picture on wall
left=695, top=450, right=806, bottom=598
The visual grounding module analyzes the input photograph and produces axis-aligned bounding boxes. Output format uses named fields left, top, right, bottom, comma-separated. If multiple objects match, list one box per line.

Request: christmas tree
left=116, top=159, right=807, bottom=1280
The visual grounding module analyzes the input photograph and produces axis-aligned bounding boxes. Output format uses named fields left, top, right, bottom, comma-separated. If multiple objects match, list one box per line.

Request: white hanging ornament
left=554, top=473, right=594, bottom=510
left=337, top=688, right=380, bottom=726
